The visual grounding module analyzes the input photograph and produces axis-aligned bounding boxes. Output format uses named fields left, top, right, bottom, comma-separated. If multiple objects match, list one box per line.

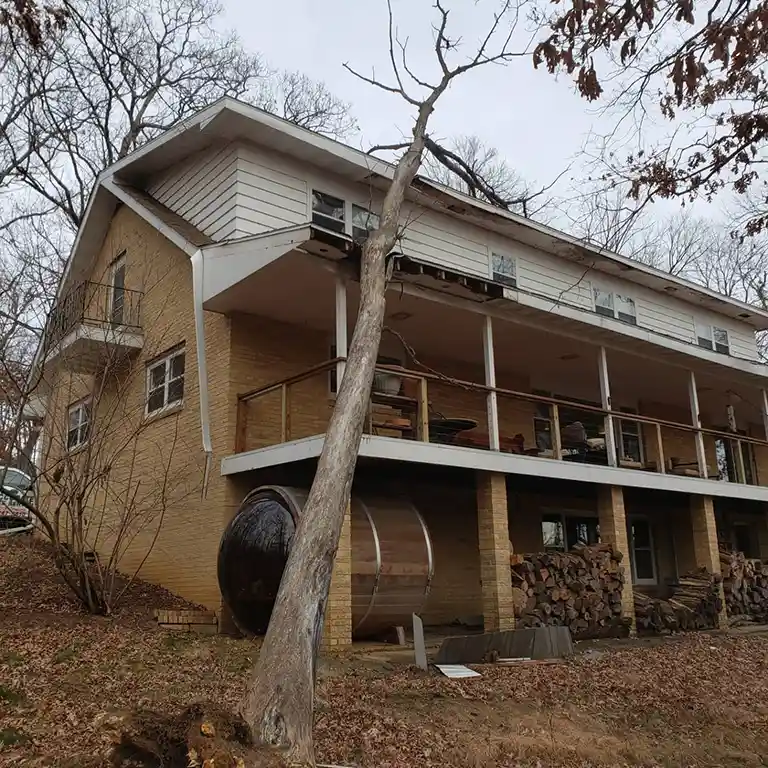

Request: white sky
left=222, top=0, right=602, bottom=195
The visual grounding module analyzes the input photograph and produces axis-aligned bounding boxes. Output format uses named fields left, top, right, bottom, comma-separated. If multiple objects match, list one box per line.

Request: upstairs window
left=491, top=252, right=517, bottom=288
left=352, top=205, right=380, bottom=242
left=594, top=287, right=637, bottom=325
left=67, top=400, right=91, bottom=451
left=697, top=322, right=730, bottom=354
left=311, top=191, right=345, bottom=233
left=146, top=347, right=185, bottom=415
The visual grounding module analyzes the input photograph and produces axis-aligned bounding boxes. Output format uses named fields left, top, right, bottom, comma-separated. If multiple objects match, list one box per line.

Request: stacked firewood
left=510, top=543, right=632, bottom=639
left=634, top=569, right=723, bottom=633
left=720, top=549, right=768, bottom=622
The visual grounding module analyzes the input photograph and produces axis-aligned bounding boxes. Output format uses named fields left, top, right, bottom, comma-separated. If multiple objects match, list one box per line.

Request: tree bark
left=241, top=101, right=437, bottom=766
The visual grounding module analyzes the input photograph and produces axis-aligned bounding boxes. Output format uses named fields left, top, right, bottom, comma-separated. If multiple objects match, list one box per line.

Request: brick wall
left=39, top=205, right=234, bottom=610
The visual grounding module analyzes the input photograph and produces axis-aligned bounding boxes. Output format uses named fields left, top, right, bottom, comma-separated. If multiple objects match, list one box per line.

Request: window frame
left=145, top=346, right=185, bottom=417
left=109, top=252, right=126, bottom=326
left=310, top=190, right=346, bottom=234
left=541, top=509, right=600, bottom=552
left=67, top=399, right=91, bottom=451
left=593, top=286, right=637, bottom=325
left=490, top=252, right=517, bottom=288
left=696, top=322, right=730, bottom=355
left=629, top=516, right=657, bottom=585
left=351, top=204, right=380, bottom=242
left=615, top=407, right=644, bottom=465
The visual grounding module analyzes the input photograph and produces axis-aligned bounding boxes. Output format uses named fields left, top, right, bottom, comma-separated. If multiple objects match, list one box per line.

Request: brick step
left=153, top=608, right=218, bottom=635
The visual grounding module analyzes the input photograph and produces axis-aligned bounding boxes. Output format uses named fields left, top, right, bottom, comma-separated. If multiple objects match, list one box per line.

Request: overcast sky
left=222, top=0, right=606, bottom=197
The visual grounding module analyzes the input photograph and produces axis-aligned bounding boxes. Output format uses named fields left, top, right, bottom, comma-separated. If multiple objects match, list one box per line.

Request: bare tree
left=0, top=0, right=66, bottom=48
left=533, top=0, right=768, bottom=234
left=241, top=2, right=542, bottom=764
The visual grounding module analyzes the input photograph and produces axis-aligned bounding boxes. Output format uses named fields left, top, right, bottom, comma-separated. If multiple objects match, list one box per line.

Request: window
left=697, top=322, right=730, bottom=354
left=311, top=190, right=345, bottom=233
left=716, top=436, right=756, bottom=484
left=110, top=253, right=126, bottom=325
left=542, top=514, right=565, bottom=551
left=533, top=394, right=553, bottom=454
left=616, top=408, right=643, bottom=464
left=593, top=287, right=637, bottom=325
left=146, top=348, right=185, bottom=415
left=67, top=400, right=91, bottom=450
left=491, top=253, right=517, bottom=288
left=352, top=205, right=380, bottom=242
left=629, top=517, right=656, bottom=584
left=542, top=512, right=600, bottom=551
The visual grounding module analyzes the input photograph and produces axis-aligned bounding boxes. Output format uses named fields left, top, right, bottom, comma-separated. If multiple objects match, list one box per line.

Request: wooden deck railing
left=235, top=359, right=768, bottom=486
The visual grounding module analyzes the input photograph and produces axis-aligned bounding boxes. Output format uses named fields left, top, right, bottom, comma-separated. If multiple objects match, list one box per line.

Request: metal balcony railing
left=44, top=280, right=143, bottom=353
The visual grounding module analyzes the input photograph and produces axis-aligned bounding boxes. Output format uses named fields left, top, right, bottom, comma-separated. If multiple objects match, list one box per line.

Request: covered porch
left=219, top=248, right=768, bottom=497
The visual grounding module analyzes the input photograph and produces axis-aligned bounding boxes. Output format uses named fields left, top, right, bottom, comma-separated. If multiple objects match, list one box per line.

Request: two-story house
left=33, top=97, right=768, bottom=646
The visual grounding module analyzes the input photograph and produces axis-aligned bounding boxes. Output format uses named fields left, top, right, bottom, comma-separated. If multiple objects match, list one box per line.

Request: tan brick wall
left=597, top=486, right=636, bottom=631
left=39, top=205, right=234, bottom=610
left=476, top=471, right=515, bottom=631
left=321, top=503, right=352, bottom=649
left=690, top=495, right=727, bottom=628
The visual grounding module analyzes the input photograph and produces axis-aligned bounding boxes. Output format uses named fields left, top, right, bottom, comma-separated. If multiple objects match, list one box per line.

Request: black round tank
left=217, top=488, right=295, bottom=635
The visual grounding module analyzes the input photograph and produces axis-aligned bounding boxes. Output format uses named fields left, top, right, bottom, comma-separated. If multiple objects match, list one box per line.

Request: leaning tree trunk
left=242, top=103, right=437, bottom=766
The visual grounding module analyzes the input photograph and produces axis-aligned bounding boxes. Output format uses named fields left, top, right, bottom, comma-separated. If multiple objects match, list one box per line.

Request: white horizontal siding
left=148, top=144, right=240, bottom=241
left=727, top=326, right=759, bottom=361
left=400, top=207, right=488, bottom=277
left=234, top=144, right=308, bottom=237
left=516, top=248, right=594, bottom=310
left=636, top=296, right=695, bottom=343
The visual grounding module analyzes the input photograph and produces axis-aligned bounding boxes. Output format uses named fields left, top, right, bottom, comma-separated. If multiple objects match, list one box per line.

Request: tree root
left=107, top=702, right=292, bottom=767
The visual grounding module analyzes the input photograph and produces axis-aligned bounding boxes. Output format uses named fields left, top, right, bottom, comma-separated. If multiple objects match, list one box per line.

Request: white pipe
left=191, top=249, right=213, bottom=496
left=482, top=316, right=500, bottom=451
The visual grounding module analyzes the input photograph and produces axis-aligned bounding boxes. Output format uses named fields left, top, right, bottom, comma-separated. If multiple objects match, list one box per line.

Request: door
left=110, top=255, right=126, bottom=325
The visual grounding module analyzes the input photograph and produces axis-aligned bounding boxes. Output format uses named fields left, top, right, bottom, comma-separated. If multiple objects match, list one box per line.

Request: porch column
left=597, top=485, right=636, bottom=635
left=598, top=346, right=618, bottom=467
left=482, top=316, right=500, bottom=451
left=688, top=370, right=709, bottom=478
left=335, top=275, right=347, bottom=389
left=321, top=502, right=353, bottom=650
left=761, top=389, right=768, bottom=441
left=476, top=471, right=515, bottom=631
left=689, top=495, right=728, bottom=629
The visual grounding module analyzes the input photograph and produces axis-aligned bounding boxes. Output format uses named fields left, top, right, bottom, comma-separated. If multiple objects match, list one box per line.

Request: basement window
left=146, top=347, right=185, bottom=415
left=67, top=400, right=91, bottom=450
left=311, top=190, right=345, bottom=234
left=491, top=252, right=517, bottom=288
left=352, top=205, right=380, bottom=242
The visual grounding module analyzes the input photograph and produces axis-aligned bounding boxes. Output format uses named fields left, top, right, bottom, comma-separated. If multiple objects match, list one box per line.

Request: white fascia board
left=200, top=224, right=313, bottom=304
left=221, top=434, right=768, bottom=503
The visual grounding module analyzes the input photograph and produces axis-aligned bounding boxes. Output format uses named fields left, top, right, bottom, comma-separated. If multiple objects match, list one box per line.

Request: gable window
left=311, top=190, right=345, bottom=233
left=594, top=287, right=637, bottom=325
left=491, top=252, right=517, bottom=288
left=109, top=252, right=126, bottom=326
left=352, top=205, right=380, bottom=242
left=146, top=347, right=185, bottom=415
left=67, top=400, right=91, bottom=451
left=697, top=322, right=730, bottom=354
left=629, top=517, right=656, bottom=584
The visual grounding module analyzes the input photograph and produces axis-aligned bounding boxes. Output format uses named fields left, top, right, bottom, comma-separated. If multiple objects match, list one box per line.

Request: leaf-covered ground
left=2, top=535, right=768, bottom=767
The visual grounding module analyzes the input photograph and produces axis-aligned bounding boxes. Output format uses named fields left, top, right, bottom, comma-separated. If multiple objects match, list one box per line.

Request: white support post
left=335, top=276, right=347, bottom=390
left=598, top=346, right=618, bottom=467
left=727, top=403, right=747, bottom=484
left=688, top=370, right=709, bottom=479
left=762, top=389, right=768, bottom=442
left=482, top=315, right=500, bottom=451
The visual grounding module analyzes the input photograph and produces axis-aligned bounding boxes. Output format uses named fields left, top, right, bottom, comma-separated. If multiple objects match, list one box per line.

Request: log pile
left=634, top=569, right=723, bottom=634
left=720, top=550, right=768, bottom=622
left=510, top=543, right=632, bottom=639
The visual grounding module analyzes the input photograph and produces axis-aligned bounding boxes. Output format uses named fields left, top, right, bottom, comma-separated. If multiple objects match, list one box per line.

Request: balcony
left=43, top=280, right=143, bottom=372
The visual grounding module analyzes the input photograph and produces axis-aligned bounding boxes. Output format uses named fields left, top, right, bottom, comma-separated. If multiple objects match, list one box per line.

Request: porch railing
left=44, top=280, right=143, bottom=353
left=235, top=359, right=768, bottom=486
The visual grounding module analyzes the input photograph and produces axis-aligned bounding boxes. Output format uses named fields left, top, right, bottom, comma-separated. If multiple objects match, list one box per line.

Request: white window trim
left=615, top=408, right=645, bottom=466
left=309, top=188, right=380, bottom=240
left=145, top=347, right=185, bottom=416
left=696, top=322, right=730, bottom=354
left=490, top=252, right=518, bottom=288
left=108, top=252, right=126, bottom=324
left=67, top=399, right=91, bottom=451
left=629, top=515, right=657, bottom=585
left=593, top=286, right=637, bottom=325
